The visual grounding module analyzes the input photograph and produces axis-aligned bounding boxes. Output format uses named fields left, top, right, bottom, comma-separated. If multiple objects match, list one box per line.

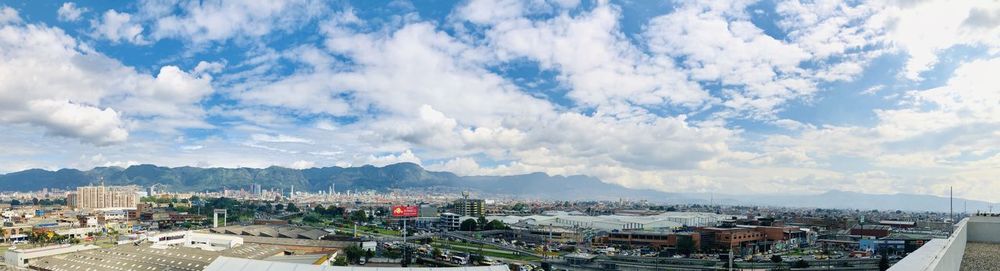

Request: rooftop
left=960, top=242, right=1000, bottom=271
left=889, top=215, right=1000, bottom=270
left=29, top=243, right=283, bottom=271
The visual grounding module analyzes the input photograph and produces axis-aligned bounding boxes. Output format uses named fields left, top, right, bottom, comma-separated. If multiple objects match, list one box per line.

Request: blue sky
left=0, top=0, right=998, bottom=201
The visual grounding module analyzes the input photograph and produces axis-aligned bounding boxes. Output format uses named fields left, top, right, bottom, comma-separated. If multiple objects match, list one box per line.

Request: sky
left=0, top=0, right=998, bottom=201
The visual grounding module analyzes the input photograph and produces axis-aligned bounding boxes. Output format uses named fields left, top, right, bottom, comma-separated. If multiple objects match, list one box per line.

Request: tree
left=328, top=206, right=345, bottom=217
left=10, top=199, right=20, bottom=206
left=432, top=248, right=443, bottom=258
left=286, top=203, right=300, bottom=213
left=350, top=210, right=368, bottom=222
left=879, top=252, right=890, bottom=271
left=384, top=248, right=402, bottom=259
left=484, top=220, right=507, bottom=230
left=470, top=254, right=484, bottom=264
left=477, top=216, right=488, bottom=230
left=792, top=259, right=810, bottom=268
left=677, top=236, right=695, bottom=256
left=771, top=255, right=783, bottom=263
left=332, top=256, right=348, bottom=266
left=345, top=245, right=364, bottom=264
left=303, top=214, right=323, bottom=224
left=32, top=198, right=39, bottom=205
left=460, top=219, right=478, bottom=231
left=364, top=249, right=374, bottom=263
left=275, top=203, right=285, bottom=212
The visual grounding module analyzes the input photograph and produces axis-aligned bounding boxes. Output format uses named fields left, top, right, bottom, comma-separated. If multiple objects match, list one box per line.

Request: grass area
left=436, top=238, right=558, bottom=258
left=331, top=225, right=401, bottom=237
left=370, top=227, right=401, bottom=236
left=434, top=239, right=505, bottom=250
left=431, top=240, right=540, bottom=262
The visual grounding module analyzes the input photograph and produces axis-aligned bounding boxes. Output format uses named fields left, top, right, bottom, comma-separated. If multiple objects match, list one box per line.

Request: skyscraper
left=250, top=184, right=262, bottom=197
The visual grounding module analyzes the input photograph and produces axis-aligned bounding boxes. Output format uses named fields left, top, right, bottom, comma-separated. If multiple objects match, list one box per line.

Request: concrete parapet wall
left=968, top=215, right=1000, bottom=243
left=888, top=218, right=967, bottom=271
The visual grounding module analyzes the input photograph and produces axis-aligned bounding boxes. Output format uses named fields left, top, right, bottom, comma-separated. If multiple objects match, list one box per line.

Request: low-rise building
left=850, top=224, right=891, bottom=238
left=3, top=244, right=98, bottom=267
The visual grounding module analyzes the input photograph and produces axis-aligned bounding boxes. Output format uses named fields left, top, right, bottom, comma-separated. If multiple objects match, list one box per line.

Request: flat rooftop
left=961, top=242, right=1000, bottom=271
left=29, top=243, right=284, bottom=271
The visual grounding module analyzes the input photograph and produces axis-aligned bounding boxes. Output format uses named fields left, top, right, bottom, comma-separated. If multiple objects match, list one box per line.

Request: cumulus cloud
left=0, top=6, right=21, bottom=24
left=144, top=0, right=326, bottom=43
left=7, top=100, right=129, bottom=145
left=0, top=20, right=213, bottom=144
left=289, top=160, right=315, bottom=169
left=250, top=133, right=313, bottom=144
left=92, top=9, right=148, bottom=44
left=365, top=150, right=422, bottom=167
left=57, top=2, right=87, bottom=22
left=883, top=0, right=1000, bottom=79
left=475, top=2, right=710, bottom=112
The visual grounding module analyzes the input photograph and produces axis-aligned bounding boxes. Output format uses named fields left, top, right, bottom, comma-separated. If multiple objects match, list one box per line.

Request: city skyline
left=0, top=0, right=998, bottom=201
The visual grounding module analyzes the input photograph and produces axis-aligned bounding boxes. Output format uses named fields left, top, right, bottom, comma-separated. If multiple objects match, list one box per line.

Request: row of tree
left=459, top=216, right=508, bottom=231
left=6, top=198, right=67, bottom=206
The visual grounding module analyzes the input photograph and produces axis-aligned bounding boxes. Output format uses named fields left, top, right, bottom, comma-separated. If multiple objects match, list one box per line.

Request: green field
left=431, top=240, right=540, bottom=262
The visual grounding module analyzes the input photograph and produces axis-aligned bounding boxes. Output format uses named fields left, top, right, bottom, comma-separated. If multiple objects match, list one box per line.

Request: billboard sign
left=392, top=205, right=419, bottom=217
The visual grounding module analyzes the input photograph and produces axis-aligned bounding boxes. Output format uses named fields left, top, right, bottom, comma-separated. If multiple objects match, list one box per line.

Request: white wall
left=968, top=216, right=1000, bottom=243
left=4, top=244, right=98, bottom=267
left=888, top=218, right=967, bottom=271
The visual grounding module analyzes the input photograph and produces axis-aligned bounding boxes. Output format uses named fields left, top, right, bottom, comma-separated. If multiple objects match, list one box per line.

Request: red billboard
left=391, top=205, right=419, bottom=217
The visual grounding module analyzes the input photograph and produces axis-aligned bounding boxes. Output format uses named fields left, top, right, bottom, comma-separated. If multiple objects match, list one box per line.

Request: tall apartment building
left=455, top=198, right=485, bottom=217
left=68, top=185, right=138, bottom=210
left=249, top=184, right=262, bottom=197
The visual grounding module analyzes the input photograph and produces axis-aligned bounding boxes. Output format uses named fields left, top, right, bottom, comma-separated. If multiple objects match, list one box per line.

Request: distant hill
left=0, top=163, right=993, bottom=212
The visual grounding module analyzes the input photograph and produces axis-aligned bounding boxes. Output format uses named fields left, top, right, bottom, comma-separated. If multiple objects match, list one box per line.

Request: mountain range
left=0, top=163, right=992, bottom=212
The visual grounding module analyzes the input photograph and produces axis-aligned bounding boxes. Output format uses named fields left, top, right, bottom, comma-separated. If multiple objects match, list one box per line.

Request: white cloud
left=478, top=2, right=710, bottom=112
left=645, top=2, right=816, bottom=116
left=250, top=133, right=313, bottom=144
left=145, top=0, right=326, bottom=43
left=365, top=150, right=422, bottom=167
left=9, top=100, right=128, bottom=145
left=455, top=0, right=527, bottom=24
left=883, top=0, right=1000, bottom=79
left=289, top=160, right=315, bottom=169
left=57, top=2, right=88, bottom=22
left=193, top=60, right=225, bottom=75
left=92, top=9, right=148, bottom=44
left=0, top=6, right=20, bottom=24
left=0, top=21, right=213, bottom=144
left=180, top=145, right=203, bottom=150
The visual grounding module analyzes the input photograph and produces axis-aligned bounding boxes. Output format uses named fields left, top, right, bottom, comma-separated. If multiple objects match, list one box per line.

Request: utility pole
left=728, top=246, right=734, bottom=271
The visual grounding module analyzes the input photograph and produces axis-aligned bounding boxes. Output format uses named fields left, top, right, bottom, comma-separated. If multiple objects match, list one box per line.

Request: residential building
left=67, top=185, right=138, bottom=210
left=456, top=198, right=485, bottom=217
